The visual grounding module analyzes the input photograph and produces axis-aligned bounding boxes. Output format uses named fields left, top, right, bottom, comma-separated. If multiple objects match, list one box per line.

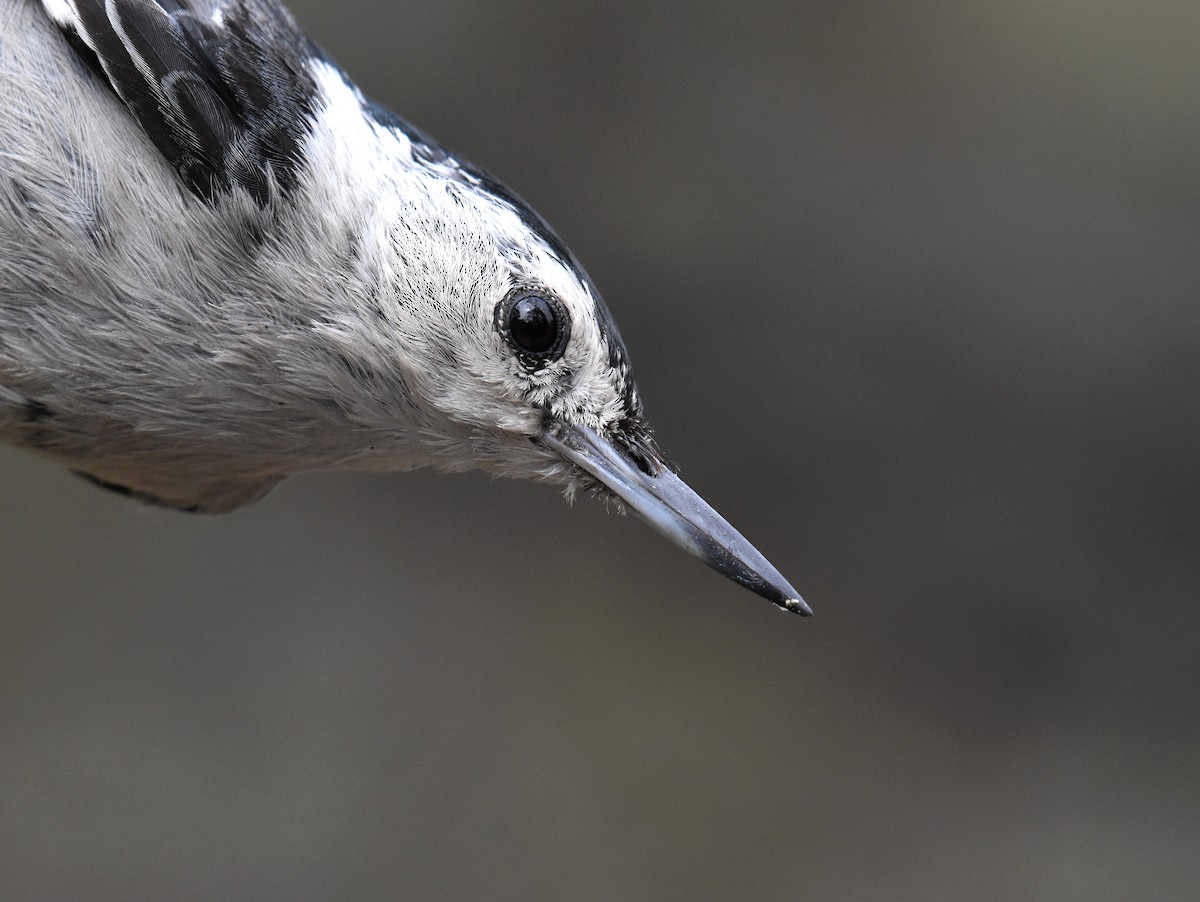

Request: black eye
left=497, top=290, right=571, bottom=367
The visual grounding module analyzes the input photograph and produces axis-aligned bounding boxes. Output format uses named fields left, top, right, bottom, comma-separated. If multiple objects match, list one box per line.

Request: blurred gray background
left=3, top=1, right=1198, bottom=899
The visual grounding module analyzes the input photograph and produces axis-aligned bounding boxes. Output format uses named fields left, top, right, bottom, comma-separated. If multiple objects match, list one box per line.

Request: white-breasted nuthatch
left=0, top=0, right=810, bottom=614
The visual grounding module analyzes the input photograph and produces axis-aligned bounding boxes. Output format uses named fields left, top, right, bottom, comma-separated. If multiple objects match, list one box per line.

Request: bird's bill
left=539, top=420, right=811, bottom=615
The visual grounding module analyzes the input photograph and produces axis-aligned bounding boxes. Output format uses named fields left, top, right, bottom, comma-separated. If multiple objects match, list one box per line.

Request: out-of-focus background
left=3, top=1, right=1198, bottom=899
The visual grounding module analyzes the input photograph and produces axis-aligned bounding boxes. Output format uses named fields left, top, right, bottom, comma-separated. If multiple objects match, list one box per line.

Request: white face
left=296, top=62, right=643, bottom=486
left=365, top=166, right=641, bottom=484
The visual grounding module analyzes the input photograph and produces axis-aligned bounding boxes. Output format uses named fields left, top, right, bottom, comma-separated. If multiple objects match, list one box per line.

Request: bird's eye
left=497, top=290, right=571, bottom=367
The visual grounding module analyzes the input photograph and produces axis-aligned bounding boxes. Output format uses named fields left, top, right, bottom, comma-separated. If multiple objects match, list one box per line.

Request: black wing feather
left=57, top=0, right=320, bottom=204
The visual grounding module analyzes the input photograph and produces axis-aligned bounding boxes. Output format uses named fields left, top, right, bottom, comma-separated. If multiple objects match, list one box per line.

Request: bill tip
left=783, top=596, right=813, bottom=617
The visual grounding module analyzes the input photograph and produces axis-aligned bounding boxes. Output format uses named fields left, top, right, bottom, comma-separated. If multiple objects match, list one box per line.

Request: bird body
left=0, top=0, right=809, bottom=613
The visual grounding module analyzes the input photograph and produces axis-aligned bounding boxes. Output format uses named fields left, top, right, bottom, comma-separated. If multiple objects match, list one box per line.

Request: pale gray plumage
left=0, top=0, right=810, bottom=613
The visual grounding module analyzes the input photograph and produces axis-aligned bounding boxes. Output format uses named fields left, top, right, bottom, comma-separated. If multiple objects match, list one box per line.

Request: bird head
left=328, top=107, right=809, bottom=615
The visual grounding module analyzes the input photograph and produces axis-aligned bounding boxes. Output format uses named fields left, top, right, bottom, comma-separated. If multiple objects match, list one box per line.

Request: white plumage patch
left=302, top=59, right=632, bottom=439
left=40, top=0, right=77, bottom=26
left=307, top=61, right=416, bottom=171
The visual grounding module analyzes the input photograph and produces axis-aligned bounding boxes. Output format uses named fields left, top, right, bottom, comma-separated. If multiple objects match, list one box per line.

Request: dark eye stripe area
left=496, top=289, right=571, bottom=369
